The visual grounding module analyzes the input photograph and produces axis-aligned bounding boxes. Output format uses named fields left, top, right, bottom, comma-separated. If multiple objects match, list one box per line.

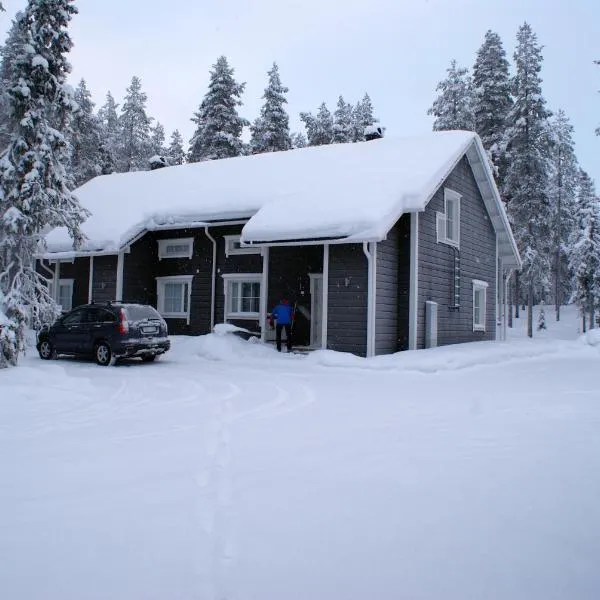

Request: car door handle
left=92, top=324, right=102, bottom=329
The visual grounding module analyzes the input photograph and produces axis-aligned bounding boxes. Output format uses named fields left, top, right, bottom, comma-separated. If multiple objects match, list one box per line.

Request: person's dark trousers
left=276, top=324, right=292, bottom=352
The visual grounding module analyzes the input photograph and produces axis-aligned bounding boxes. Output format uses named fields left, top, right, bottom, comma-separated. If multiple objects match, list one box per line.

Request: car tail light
left=118, top=308, right=129, bottom=335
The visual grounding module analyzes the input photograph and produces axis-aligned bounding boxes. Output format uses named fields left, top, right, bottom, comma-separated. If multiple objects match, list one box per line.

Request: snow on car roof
left=42, top=131, right=519, bottom=265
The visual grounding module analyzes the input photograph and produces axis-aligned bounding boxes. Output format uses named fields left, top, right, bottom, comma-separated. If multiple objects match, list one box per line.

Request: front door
left=310, top=274, right=323, bottom=347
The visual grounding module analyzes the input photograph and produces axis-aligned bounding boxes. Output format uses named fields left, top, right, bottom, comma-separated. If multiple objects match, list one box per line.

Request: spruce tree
left=0, top=0, right=88, bottom=367
left=352, top=93, right=378, bottom=142
left=428, top=59, right=474, bottom=131
left=0, top=13, right=26, bottom=150
left=150, top=122, right=167, bottom=157
left=503, top=23, right=553, bottom=337
left=472, top=30, right=512, bottom=182
left=300, top=102, right=333, bottom=146
left=118, top=76, right=152, bottom=172
left=97, top=91, right=119, bottom=173
left=188, top=56, right=248, bottom=162
left=167, top=129, right=185, bottom=165
left=290, top=132, right=307, bottom=149
left=250, top=62, right=291, bottom=154
left=547, top=109, right=579, bottom=320
left=332, top=96, right=354, bottom=143
left=569, top=170, right=600, bottom=330
left=70, top=79, right=104, bottom=186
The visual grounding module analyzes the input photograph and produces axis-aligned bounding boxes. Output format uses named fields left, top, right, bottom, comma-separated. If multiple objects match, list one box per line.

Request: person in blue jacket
left=270, top=297, right=295, bottom=352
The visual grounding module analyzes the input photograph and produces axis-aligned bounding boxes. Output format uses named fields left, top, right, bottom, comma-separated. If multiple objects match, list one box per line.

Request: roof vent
left=364, top=125, right=383, bottom=141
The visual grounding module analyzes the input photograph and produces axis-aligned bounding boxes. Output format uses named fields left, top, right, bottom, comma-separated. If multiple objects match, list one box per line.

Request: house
left=38, top=131, right=521, bottom=357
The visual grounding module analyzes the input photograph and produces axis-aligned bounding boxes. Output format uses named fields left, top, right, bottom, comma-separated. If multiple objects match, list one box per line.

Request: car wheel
left=141, top=354, right=157, bottom=362
left=38, top=339, right=55, bottom=360
left=95, top=342, right=115, bottom=366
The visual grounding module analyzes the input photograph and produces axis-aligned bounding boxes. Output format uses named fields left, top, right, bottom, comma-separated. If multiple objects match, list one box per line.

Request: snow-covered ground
left=2, top=306, right=600, bottom=600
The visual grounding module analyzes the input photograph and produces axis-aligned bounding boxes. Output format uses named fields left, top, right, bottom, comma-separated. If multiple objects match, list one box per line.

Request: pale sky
left=1, top=0, right=598, bottom=184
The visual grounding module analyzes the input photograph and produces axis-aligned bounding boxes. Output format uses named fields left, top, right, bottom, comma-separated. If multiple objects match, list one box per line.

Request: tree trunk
left=590, top=302, right=595, bottom=330
left=582, top=305, right=587, bottom=333
left=527, top=282, right=533, bottom=338
left=515, top=272, right=520, bottom=319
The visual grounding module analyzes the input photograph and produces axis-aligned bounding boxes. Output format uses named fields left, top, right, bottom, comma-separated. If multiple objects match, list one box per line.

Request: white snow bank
left=213, top=322, right=253, bottom=336
left=582, top=329, right=600, bottom=347
left=306, top=337, right=599, bottom=373
left=193, top=330, right=302, bottom=362
left=43, top=131, right=481, bottom=253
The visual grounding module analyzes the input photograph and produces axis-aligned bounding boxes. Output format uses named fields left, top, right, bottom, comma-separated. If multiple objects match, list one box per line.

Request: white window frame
left=222, top=273, right=262, bottom=320
left=49, top=278, right=74, bottom=312
left=157, top=237, right=194, bottom=260
left=472, top=279, right=488, bottom=332
left=436, top=188, right=461, bottom=248
left=156, top=275, right=194, bottom=322
left=224, top=235, right=261, bottom=257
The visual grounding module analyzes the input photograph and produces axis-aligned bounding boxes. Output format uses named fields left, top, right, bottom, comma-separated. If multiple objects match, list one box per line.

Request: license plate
left=142, top=326, right=158, bottom=334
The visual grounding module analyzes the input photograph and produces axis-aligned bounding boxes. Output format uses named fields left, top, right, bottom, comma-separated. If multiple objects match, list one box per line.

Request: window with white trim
left=157, top=237, right=194, bottom=260
left=436, top=188, right=461, bottom=247
left=156, top=275, right=193, bottom=321
left=223, top=274, right=261, bottom=319
left=48, top=279, right=74, bottom=312
left=224, top=235, right=260, bottom=257
left=472, top=279, right=488, bottom=332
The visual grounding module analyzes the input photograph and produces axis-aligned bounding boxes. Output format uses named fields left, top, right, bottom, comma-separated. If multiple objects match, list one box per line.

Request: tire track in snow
left=195, top=379, right=240, bottom=600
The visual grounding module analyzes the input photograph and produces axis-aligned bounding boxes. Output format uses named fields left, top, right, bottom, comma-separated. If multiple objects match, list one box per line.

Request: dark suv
left=36, top=302, right=171, bottom=366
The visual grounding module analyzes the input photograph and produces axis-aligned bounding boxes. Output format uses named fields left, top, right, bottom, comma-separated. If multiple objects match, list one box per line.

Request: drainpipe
left=362, top=242, right=377, bottom=358
left=503, top=269, right=513, bottom=342
left=204, top=227, right=217, bottom=331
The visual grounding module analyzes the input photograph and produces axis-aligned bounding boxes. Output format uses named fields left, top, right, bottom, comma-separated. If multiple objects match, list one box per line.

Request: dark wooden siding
left=417, top=156, right=497, bottom=348
left=267, top=245, right=323, bottom=346
left=59, top=258, right=90, bottom=308
left=92, top=256, right=117, bottom=303
left=327, top=244, right=368, bottom=357
left=374, top=215, right=411, bottom=355
left=149, top=229, right=213, bottom=335
left=215, top=225, right=264, bottom=334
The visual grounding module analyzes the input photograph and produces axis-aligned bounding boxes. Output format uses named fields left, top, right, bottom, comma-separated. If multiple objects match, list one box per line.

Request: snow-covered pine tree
left=332, top=96, right=354, bottom=143
left=96, top=91, right=119, bottom=174
left=503, top=23, right=553, bottom=338
left=290, top=131, right=307, bottom=149
left=300, top=102, right=333, bottom=146
left=428, top=59, right=474, bottom=131
left=569, top=170, right=600, bottom=330
left=250, top=62, right=291, bottom=154
left=117, top=76, right=152, bottom=172
left=150, top=121, right=167, bottom=157
left=351, top=93, right=378, bottom=142
left=69, top=79, right=104, bottom=186
left=471, top=30, right=512, bottom=182
left=0, top=0, right=88, bottom=367
left=547, top=109, right=579, bottom=320
left=167, top=129, right=185, bottom=165
left=0, top=12, right=26, bottom=150
left=188, top=56, right=248, bottom=162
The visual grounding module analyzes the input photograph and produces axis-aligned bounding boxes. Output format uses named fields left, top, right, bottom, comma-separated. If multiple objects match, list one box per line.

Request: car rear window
left=124, top=305, right=161, bottom=321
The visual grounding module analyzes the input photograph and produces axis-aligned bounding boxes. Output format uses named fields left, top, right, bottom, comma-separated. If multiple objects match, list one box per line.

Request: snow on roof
left=42, top=131, right=520, bottom=266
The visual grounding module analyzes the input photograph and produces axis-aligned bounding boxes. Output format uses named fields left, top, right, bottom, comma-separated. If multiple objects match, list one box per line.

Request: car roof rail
left=90, top=300, right=112, bottom=306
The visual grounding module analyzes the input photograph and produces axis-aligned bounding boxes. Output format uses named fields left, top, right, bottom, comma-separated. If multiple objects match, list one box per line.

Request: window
left=62, top=309, right=85, bottom=325
left=436, top=188, right=461, bottom=247
left=156, top=275, right=193, bottom=321
left=224, top=235, right=261, bottom=257
left=223, top=274, right=261, bottom=319
left=49, top=279, right=74, bottom=312
left=157, top=237, right=194, bottom=260
left=472, top=279, right=488, bottom=332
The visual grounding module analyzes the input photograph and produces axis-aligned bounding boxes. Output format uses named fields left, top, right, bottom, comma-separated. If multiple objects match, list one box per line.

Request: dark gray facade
left=327, top=243, right=368, bottom=357
left=416, top=156, right=497, bottom=348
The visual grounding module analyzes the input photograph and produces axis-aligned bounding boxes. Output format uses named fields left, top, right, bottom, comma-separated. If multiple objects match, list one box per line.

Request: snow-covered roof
left=42, top=131, right=520, bottom=267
